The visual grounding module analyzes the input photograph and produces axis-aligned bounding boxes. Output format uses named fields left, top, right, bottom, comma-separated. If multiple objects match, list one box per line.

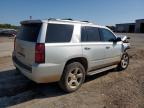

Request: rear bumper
left=12, top=55, right=64, bottom=83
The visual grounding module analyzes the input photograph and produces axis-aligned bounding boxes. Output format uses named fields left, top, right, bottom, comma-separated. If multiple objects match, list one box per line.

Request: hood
left=116, top=35, right=130, bottom=51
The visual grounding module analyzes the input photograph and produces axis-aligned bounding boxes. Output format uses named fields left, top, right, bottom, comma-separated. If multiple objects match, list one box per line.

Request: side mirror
left=109, top=37, right=121, bottom=42
left=116, top=37, right=121, bottom=42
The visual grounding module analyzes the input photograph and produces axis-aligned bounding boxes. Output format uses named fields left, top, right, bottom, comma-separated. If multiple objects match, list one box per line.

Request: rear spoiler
left=20, top=20, right=42, bottom=25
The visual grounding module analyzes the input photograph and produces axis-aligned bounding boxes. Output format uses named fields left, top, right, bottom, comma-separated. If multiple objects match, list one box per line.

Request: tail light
left=14, top=37, right=16, bottom=50
left=35, top=43, right=45, bottom=63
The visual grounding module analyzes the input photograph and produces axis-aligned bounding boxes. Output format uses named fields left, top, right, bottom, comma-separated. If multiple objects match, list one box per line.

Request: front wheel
left=117, top=52, right=129, bottom=71
left=59, top=62, right=85, bottom=93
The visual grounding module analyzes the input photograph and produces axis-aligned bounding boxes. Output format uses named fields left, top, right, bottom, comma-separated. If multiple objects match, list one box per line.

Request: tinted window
left=45, top=24, right=73, bottom=43
left=100, top=28, right=116, bottom=41
left=17, top=23, right=41, bottom=42
left=81, top=26, right=100, bottom=42
left=81, top=27, right=87, bottom=41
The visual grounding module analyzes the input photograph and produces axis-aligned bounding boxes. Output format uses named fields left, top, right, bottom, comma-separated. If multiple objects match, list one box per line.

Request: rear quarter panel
left=45, top=43, right=83, bottom=75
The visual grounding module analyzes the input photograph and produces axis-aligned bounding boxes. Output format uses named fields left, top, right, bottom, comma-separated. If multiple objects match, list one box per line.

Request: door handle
left=84, top=47, right=91, bottom=50
left=106, top=46, right=110, bottom=49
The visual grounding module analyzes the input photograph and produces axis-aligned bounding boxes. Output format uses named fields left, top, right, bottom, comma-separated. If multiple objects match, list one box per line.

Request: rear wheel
left=117, top=52, right=129, bottom=71
left=59, top=62, right=85, bottom=93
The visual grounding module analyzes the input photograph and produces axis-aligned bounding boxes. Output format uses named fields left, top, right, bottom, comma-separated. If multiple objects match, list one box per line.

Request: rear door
left=99, top=28, right=121, bottom=65
left=15, top=23, right=42, bottom=66
left=81, top=26, right=105, bottom=71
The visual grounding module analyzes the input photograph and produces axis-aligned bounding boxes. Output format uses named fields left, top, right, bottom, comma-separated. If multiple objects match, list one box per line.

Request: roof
left=21, top=18, right=95, bottom=25
left=20, top=18, right=107, bottom=29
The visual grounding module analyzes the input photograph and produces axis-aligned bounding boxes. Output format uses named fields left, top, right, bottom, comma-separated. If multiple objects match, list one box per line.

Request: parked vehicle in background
left=0, top=29, right=17, bottom=36
left=12, top=18, right=130, bottom=92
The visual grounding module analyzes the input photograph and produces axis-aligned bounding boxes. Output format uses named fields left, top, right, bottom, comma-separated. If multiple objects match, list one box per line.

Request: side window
left=45, top=24, right=74, bottom=43
left=100, top=28, right=116, bottom=42
left=81, top=26, right=100, bottom=42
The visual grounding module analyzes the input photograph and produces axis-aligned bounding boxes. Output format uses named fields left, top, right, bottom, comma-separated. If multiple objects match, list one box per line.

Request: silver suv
left=12, top=18, right=130, bottom=92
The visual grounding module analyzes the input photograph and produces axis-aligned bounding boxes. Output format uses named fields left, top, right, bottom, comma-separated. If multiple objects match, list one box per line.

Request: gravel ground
left=0, top=36, right=13, bottom=57
left=0, top=33, right=144, bottom=108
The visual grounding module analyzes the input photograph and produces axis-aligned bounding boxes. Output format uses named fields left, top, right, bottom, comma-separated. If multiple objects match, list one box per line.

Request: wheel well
left=65, top=57, right=88, bottom=72
left=124, top=48, right=129, bottom=52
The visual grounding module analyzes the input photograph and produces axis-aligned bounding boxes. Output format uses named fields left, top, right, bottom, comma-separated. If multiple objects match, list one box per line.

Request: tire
left=117, top=52, right=129, bottom=71
left=59, top=62, right=85, bottom=93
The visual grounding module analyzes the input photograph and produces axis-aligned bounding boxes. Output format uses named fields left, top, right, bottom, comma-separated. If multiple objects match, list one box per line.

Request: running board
left=87, top=65, right=117, bottom=76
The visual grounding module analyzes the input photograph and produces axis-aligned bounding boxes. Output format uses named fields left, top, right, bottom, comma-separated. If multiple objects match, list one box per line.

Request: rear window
left=81, top=26, right=100, bottom=42
left=17, top=23, right=41, bottom=42
left=45, top=24, right=73, bottom=43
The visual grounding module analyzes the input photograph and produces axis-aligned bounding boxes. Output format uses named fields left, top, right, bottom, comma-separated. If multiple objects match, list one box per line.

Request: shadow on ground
left=0, top=68, right=111, bottom=108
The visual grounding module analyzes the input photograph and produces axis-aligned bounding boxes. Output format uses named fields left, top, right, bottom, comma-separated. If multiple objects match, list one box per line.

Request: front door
left=99, top=28, right=121, bottom=66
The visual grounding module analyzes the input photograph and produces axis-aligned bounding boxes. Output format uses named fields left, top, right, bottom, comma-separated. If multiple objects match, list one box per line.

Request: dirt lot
left=0, top=33, right=144, bottom=108
left=0, top=36, right=13, bottom=57
left=0, top=36, right=14, bottom=43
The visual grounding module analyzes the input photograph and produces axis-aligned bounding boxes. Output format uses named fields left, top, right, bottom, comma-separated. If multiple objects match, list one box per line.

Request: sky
left=0, top=0, right=143, bottom=26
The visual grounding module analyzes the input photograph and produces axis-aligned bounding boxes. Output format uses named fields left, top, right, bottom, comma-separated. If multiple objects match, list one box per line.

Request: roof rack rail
left=47, top=18, right=93, bottom=24
left=62, top=18, right=73, bottom=20
left=82, top=21, right=89, bottom=23
left=48, top=18, right=57, bottom=21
